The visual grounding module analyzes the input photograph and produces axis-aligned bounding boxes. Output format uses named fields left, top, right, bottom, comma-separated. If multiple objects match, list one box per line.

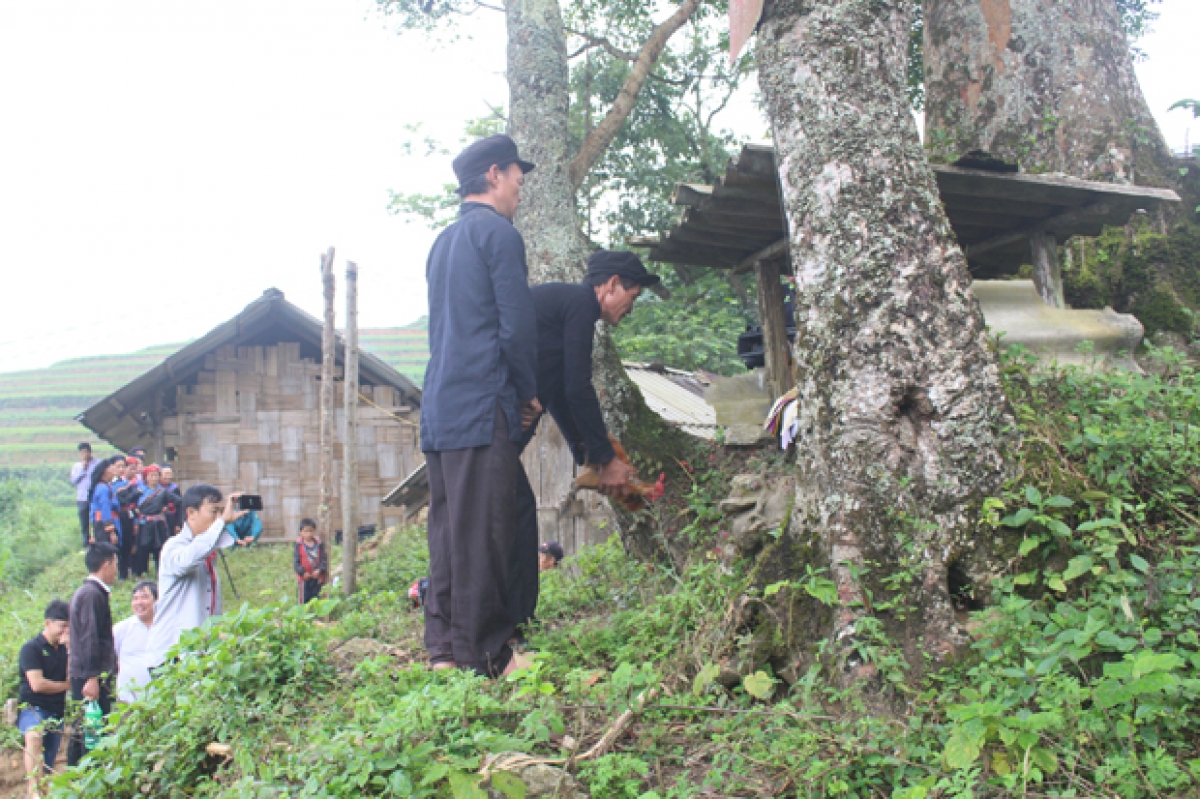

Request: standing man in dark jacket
left=66, top=543, right=118, bottom=766
left=510, top=251, right=658, bottom=627
left=421, top=134, right=540, bottom=678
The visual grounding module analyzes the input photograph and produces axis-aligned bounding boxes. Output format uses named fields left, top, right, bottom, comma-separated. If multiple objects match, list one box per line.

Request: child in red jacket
left=293, top=518, right=329, bottom=604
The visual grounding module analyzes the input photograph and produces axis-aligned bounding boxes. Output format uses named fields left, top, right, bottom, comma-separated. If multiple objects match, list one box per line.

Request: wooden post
left=1030, top=231, right=1065, bottom=309
left=754, top=257, right=793, bottom=398
left=152, top=388, right=165, bottom=464
left=341, top=261, right=360, bottom=595
left=318, top=247, right=336, bottom=548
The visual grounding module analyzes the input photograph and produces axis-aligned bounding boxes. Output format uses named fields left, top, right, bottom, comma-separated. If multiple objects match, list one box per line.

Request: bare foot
left=431, top=660, right=457, bottom=670
left=501, top=652, right=532, bottom=677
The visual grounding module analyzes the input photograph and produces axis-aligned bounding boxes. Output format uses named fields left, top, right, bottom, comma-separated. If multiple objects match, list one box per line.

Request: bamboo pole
left=318, top=247, right=336, bottom=546
left=342, top=261, right=360, bottom=595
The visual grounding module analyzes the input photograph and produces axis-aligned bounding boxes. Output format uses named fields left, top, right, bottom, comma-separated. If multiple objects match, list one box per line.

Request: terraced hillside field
left=0, top=319, right=429, bottom=470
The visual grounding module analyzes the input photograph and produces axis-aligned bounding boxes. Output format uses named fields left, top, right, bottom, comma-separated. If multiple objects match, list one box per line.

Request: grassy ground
left=19, top=347, right=1200, bottom=797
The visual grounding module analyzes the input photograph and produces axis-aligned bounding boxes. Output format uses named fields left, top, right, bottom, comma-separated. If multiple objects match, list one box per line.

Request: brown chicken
left=573, top=435, right=666, bottom=511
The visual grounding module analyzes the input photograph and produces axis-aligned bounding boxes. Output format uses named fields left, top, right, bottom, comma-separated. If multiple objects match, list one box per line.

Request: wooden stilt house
left=78, top=288, right=423, bottom=542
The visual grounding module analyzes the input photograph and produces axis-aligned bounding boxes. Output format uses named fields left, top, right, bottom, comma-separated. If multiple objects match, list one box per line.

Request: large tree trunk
left=505, top=0, right=699, bottom=560
left=923, top=0, right=1173, bottom=183
left=756, top=0, right=1013, bottom=685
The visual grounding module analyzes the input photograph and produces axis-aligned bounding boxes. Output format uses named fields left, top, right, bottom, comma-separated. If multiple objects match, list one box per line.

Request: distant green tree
left=613, top=268, right=755, bottom=375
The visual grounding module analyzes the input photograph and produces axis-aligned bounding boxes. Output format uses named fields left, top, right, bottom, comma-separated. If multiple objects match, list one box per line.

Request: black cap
left=539, top=541, right=565, bottom=562
left=586, top=250, right=661, bottom=288
left=452, top=134, right=536, bottom=187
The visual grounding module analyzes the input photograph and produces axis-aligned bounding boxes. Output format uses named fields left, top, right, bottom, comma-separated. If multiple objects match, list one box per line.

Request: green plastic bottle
left=83, top=700, right=103, bottom=750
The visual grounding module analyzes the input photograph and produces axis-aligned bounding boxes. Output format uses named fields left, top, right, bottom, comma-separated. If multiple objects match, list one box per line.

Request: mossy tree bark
left=922, top=0, right=1173, bottom=183
left=756, top=0, right=1013, bottom=685
left=506, top=0, right=700, bottom=559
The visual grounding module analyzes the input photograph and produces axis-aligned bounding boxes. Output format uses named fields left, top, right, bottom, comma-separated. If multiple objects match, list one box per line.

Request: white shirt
left=113, top=615, right=154, bottom=702
left=70, top=460, right=98, bottom=503
left=147, top=520, right=233, bottom=664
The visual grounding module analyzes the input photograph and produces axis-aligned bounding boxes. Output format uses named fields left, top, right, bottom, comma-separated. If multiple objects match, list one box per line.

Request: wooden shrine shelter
left=78, top=288, right=423, bottom=542
left=632, top=145, right=1180, bottom=395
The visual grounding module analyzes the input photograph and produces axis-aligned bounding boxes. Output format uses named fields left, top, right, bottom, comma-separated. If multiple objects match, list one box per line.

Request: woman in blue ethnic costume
left=134, top=465, right=178, bottom=578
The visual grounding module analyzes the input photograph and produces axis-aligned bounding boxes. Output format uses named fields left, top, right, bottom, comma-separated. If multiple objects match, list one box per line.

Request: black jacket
left=525, top=282, right=615, bottom=466
left=421, top=203, right=538, bottom=452
left=68, top=579, right=116, bottom=681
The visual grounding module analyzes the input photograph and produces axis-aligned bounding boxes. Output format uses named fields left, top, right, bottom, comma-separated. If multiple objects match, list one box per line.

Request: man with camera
left=147, top=485, right=246, bottom=665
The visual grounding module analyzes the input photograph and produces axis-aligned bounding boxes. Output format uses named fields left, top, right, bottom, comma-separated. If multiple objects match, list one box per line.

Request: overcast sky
left=0, top=0, right=1196, bottom=374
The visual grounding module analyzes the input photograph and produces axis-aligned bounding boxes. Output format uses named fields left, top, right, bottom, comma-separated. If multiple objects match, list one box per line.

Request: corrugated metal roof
left=624, top=363, right=719, bottom=440
left=639, top=144, right=1180, bottom=279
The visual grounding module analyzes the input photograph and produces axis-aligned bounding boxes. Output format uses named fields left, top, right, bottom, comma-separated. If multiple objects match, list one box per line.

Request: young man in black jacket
left=510, top=251, right=658, bottom=627
left=66, top=543, right=118, bottom=766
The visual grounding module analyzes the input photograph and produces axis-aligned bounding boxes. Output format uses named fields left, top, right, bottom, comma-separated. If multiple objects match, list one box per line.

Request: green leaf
left=1031, top=747, right=1059, bottom=774
left=1047, top=519, right=1073, bottom=537
left=692, top=663, right=720, bottom=696
left=804, top=577, right=839, bottom=606
left=449, top=771, right=487, bottom=799
left=763, top=580, right=789, bottom=597
left=1081, top=490, right=1110, bottom=502
left=1129, top=554, right=1150, bottom=573
left=1044, top=495, right=1074, bottom=508
left=1093, top=679, right=1133, bottom=709
left=1047, top=577, right=1067, bottom=593
left=421, top=762, right=450, bottom=787
left=491, top=772, right=527, bottom=799
left=942, top=732, right=981, bottom=770
left=1096, top=631, right=1137, bottom=652
left=1062, top=555, right=1094, bottom=582
left=1025, top=485, right=1043, bottom=506
left=1002, top=507, right=1036, bottom=528
left=742, top=671, right=776, bottom=700
left=1132, top=652, right=1183, bottom=680
left=1129, top=671, right=1177, bottom=695
left=1019, top=538, right=1040, bottom=557
left=1013, top=572, right=1036, bottom=585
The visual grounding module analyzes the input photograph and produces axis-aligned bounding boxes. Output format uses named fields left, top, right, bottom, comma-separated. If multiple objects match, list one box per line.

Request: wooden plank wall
left=164, top=343, right=421, bottom=542
left=520, top=416, right=616, bottom=558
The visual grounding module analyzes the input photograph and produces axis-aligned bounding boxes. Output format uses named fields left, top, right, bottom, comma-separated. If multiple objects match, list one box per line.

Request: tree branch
left=568, top=0, right=702, bottom=191
left=567, top=28, right=638, bottom=62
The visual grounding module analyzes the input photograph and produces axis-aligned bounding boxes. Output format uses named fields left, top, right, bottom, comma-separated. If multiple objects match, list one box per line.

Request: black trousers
left=424, top=406, right=519, bottom=677
left=66, top=676, right=112, bottom=767
left=118, top=516, right=134, bottom=580
left=299, top=578, right=323, bottom=604
left=77, top=501, right=90, bottom=548
left=508, top=465, right=540, bottom=631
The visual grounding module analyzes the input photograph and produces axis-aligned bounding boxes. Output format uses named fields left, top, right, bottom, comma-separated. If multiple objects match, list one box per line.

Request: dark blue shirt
left=524, top=283, right=616, bottom=466
left=421, top=203, right=538, bottom=452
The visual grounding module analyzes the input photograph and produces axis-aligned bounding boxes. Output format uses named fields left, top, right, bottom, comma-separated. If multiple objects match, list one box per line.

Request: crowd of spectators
left=72, top=443, right=183, bottom=581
